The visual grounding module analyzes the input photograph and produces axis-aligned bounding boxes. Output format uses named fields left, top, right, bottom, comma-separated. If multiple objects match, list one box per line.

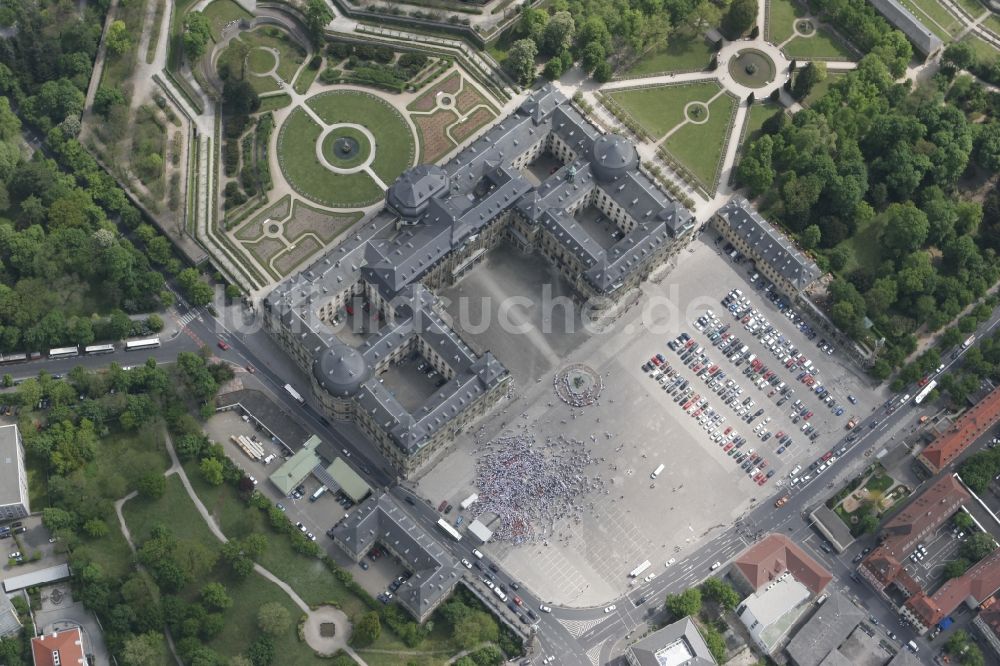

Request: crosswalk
left=175, top=311, right=200, bottom=328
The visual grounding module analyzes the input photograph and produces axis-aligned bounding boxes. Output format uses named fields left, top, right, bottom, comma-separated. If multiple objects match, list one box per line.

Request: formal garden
left=216, top=27, right=308, bottom=95
left=407, top=71, right=499, bottom=164
left=766, top=0, right=859, bottom=59
left=276, top=91, right=415, bottom=208
left=235, top=196, right=364, bottom=279
left=828, top=465, right=910, bottom=537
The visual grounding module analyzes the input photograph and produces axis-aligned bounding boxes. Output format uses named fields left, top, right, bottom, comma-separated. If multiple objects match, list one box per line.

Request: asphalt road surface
left=7, top=295, right=1000, bottom=665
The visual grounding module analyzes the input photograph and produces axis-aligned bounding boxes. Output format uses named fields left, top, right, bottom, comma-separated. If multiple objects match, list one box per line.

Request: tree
left=303, top=0, right=333, bottom=46
left=701, top=578, right=740, bottom=611
left=793, top=61, right=826, bottom=100
left=94, top=86, right=125, bottom=119
left=954, top=512, right=975, bottom=531
left=593, top=60, right=613, bottom=82
left=800, top=224, right=821, bottom=249
left=581, top=42, right=605, bottom=74
left=518, top=6, right=549, bottom=41
left=943, top=558, right=971, bottom=579
left=183, top=12, right=212, bottom=60
left=974, top=122, right=1000, bottom=171
left=881, top=203, right=930, bottom=257
left=859, top=512, right=879, bottom=534
left=684, top=0, right=721, bottom=37
left=665, top=587, right=702, bottom=618
left=722, top=0, right=757, bottom=39
left=201, top=582, right=233, bottom=611
left=947, top=630, right=972, bottom=656
left=106, top=20, right=131, bottom=56
left=943, top=40, right=977, bottom=70
left=542, top=11, right=575, bottom=55
left=222, top=79, right=260, bottom=117
left=199, top=457, right=224, bottom=486
left=961, top=532, right=997, bottom=561
left=121, top=632, right=166, bottom=666
left=507, top=39, right=538, bottom=85
left=351, top=611, right=381, bottom=647
left=177, top=268, right=214, bottom=306
left=736, top=134, right=774, bottom=196
left=257, top=602, right=291, bottom=636
left=543, top=58, right=564, bottom=80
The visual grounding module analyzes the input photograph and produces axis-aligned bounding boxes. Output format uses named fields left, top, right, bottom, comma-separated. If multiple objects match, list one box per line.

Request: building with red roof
left=733, top=534, right=833, bottom=654
left=31, top=628, right=88, bottom=666
left=858, top=474, right=1000, bottom=634
left=733, top=534, right=833, bottom=597
left=918, top=385, right=1000, bottom=473
left=901, top=549, right=1000, bottom=633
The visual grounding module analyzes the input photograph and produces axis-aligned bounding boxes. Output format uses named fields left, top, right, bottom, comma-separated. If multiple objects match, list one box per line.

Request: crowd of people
left=473, top=427, right=605, bottom=544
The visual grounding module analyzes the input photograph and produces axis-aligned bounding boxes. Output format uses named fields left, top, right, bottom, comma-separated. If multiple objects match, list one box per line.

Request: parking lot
left=901, top=524, right=965, bottom=591
left=416, top=238, right=882, bottom=606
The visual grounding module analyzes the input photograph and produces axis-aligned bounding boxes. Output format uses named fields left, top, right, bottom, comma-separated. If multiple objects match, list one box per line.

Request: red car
left=513, top=595, right=523, bottom=606
left=918, top=376, right=929, bottom=387
left=438, top=500, right=448, bottom=512
left=723, top=442, right=734, bottom=452
left=217, top=340, right=231, bottom=351
left=821, top=451, right=833, bottom=461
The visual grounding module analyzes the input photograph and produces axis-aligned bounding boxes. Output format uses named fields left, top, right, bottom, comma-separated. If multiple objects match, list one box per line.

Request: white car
left=539, top=604, right=552, bottom=613
left=461, top=558, right=472, bottom=569
left=604, top=605, right=617, bottom=613
left=644, top=573, right=656, bottom=582
left=665, top=558, right=676, bottom=567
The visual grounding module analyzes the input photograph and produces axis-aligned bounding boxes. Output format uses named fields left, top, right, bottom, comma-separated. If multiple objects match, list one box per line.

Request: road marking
left=557, top=616, right=611, bottom=638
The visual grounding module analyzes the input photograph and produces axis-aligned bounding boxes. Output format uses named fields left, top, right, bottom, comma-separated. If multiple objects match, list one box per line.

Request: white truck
left=459, top=493, right=479, bottom=510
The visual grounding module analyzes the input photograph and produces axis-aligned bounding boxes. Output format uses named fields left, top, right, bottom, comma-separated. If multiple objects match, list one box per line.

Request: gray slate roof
left=0, top=593, right=21, bottom=638
left=331, top=492, right=462, bottom=617
left=717, top=197, right=820, bottom=292
left=264, top=84, right=693, bottom=456
left=0, top=425, right=22, bottom=509
left=868, top=0, right=943, bottom=54
left=627, top=616, right=717, bottom=666
left=785, top=591, right=866, bottom=666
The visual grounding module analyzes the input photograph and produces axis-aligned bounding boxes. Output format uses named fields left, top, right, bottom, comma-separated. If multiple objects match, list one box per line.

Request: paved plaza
left=417, top=236, right=884, bottom=606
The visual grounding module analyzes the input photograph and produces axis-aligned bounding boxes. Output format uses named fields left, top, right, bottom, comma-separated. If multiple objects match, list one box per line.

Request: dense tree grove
left=735, top=32, right=1000, bottom=373
left=508, top=0, right=720, bottom=83
left=6, top=353, right=244, bottom=662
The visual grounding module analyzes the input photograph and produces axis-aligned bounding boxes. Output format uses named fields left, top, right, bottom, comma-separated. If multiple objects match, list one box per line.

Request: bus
left=124, top=338, right=160, bottom=351
left=914, top=380, right=938, bottom=405
left=84, top=344, right=116, bottom=355
left=0, top=353, right=26, bottom=364
left=650, top=464, right=665, bottom=479
left=48, top=346, right=79, bottom=359
left=284, top=384, right=305, bottom=405
left=436, top=518, right=462, bottom=542
left=629, top=560, right=652, bottom=578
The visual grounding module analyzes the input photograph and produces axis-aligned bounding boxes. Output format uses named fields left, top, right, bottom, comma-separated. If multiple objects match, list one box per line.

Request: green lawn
left=248, top=47, right=278, bottom=75
left=898, top=0, right=964, bottom=39
left=663, top=92, right=737, bottom=191
left=181, top=460, right=370, bottom=614
left=277, top=108, right=383, bottom=207
left=741, top=101, right=783, bottom=152
left=100, top=0, right=148, bottom=92
left=606, top=81, right=724, bottom=139
left=244, top=27, right=307, bottom=84
left=782, top=28, right=858, bottom=59
left=962, top=34, right=1000, bottom=62
left=216, top=38, right=284, bottom=95
left=801, top=71, right=843, bottom=107
left=866, top=472, right=895, bottom=494
left=259, top=94, right=293, bottom=112
left=306, top=91, right=415, bottom=185
left=620, top=35, right=716, bottom=77
left=831, top=211, right=882, bottom=274
left=954, top=0, right=987, bottom=17
left=984, top=12, right=1000, bottom=37
left=200, top=0, right=252, bottom=41
left=167, top=0, right=199, bottom=73
left=768, top=0, right=807, bottom=44
left=123, top=475, right=327, bottom=664
left=294, top=60, right=322, bottom=95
